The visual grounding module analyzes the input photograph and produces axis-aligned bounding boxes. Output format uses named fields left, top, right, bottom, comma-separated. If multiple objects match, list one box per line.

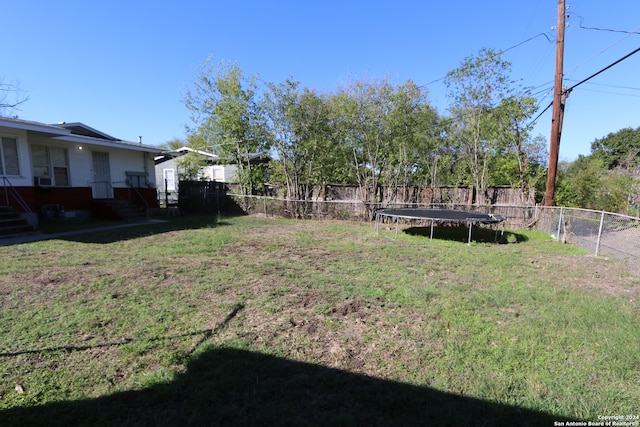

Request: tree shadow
left=404, top=225, right=529, bottom=244
left=2, top=346, right=575, bottom=427
left=0, top=304, right=245, bottom=358
left=2, top=214, right=229, bottom=246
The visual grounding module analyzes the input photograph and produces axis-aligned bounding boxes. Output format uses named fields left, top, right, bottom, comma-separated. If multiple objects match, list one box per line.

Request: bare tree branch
left=0, top=76, right=30, bottom=115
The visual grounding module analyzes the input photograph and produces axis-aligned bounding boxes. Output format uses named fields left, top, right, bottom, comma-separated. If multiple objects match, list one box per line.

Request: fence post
left=556, top=207, right=564, bottom=241
left=263, top=196, right=267, bottom=216
left=595, top=210, right=605, bottom=257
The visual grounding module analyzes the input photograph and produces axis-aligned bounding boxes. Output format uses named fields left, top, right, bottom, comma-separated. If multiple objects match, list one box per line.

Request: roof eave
left=52, top=135, right=164, bottom=153
left=0, top=116, right=71, bottom=137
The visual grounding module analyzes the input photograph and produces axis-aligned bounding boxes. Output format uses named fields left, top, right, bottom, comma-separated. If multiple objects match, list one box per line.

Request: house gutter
left=0, top=117, right=71, bottom=137
left=51, top=134, right=163, bottom=154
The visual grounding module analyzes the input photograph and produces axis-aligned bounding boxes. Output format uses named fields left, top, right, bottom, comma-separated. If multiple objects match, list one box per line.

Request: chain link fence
left=227, top=194, right=640, bottom=270
left=532, top=206, right=640, bottom=269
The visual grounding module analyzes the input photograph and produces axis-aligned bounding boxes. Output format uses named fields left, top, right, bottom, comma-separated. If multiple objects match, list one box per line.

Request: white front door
left=92, top=151, right=113, bottom=199
left=163, top=168, right=176, bottom=191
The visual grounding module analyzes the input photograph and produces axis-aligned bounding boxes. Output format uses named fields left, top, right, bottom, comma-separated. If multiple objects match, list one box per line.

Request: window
left=31, top=145, right=69, bottom=186
left=126, top=171, right=148, bottom=188
left=0, top=136, right=20, bottom=176
left=163, top=169, right=175, bottom=191
left=212, top=166, right=224, bottom=181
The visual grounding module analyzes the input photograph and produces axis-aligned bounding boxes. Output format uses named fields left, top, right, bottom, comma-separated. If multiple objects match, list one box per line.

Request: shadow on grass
left=0, top=304, right=245, bottom=358
left=403, top=225, right=529, bottom=244
left=45, top=214, right=232, bottom=245
left=1, top=346, right=574, bottom=427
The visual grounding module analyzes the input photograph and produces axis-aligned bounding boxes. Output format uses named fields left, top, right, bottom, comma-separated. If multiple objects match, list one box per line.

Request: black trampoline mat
left=377, top=208, right=505, bottom=223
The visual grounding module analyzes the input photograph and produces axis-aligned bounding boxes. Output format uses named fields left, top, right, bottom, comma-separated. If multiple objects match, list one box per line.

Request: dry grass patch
left=1, top=215, right=638, bottom=425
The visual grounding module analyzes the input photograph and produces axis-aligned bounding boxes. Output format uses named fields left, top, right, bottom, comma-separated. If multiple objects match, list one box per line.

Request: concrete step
left=0, top=205, right=34, bottom=236
left=0, top=224, right=35, bottom=236
left=92, top=200, right=148, bottom=221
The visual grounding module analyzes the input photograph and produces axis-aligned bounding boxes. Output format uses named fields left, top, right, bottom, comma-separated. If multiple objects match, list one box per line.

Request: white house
left=0, top=116, right=163, bottom=229
left=154, top=147, right=238, bottom=203
left=154, top=146, right=272, bottom=209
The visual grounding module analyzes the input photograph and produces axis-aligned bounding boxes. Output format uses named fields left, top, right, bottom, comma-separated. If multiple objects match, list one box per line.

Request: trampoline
left=375, top=208, right=506, bottom=244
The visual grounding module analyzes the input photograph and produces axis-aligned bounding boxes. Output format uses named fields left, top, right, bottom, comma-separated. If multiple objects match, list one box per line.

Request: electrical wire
left=577, top=17, right=640, bottom=35
left=576, top=87, right=640, bottom=98
left=562, top=46, right=640, bottom=96
left=567, top=15, right=640, bottom=76
left=564, top=79, right=640, bottom=92
left=502, top=32, right=552, bottom=54
left=525, top=45, right=640, bottom=129
left=420, top=30, right=553, bottom=89
left=525, top=101, right=553, bottom=129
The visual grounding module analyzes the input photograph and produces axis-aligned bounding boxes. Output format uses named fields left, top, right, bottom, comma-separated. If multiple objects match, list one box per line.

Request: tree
left=591, top=127, right=640, bottom=170
left=178, top=134, right=213, bottom=181
left=599, top=170, right=637, bottom=214
left=183, top=60, right=268, bottom=197
left=329, top=79, right=385, bottom=212
left=555, top=155, right=640, bottom=213
left=493, top=96, right=547, bottom=203
left=263, top=80, right=332, bottom=214
left=324, top=77, right=443, bottom=210
left=444, top=48, right=515, bottom=205
left=328, top=77, right=408, bottom=217
left=159, top=137, right=188, bottom=151
left=0, top=76, right=29, bottom=114
left=410, top=110, right=448, bottom=188
left=555, top=156, right=604, bottom=209
left=158, top=137, right=204, bottom=181
left=382, top=80, right=439, bottom=202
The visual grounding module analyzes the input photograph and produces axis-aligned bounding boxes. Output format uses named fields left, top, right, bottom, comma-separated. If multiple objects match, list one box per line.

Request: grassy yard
left=0, top=214, right=638, bottom=426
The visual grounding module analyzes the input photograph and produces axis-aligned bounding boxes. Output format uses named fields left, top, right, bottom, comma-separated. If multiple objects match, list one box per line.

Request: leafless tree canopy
left=0, top=76, right=29, bottom=115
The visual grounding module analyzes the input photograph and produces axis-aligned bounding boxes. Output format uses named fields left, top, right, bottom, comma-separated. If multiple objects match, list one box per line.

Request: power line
left=531, top=82, right=554, bottom=96
left=419, top=30, right=553, bottom=89
left=562, top=46, right=640, bottom=96
left=564, top=78, right=640, bottom=91
left=502, top=32, right=553, bottom=54
left=526, top=45, right=640, bottom=130
left=567, top=20, right=640, bottom=76
left=527, top=101, right=553, bottom=129
left=577, top=19, right=640, bottom=35
left=577, top=87, right=640, bottom=98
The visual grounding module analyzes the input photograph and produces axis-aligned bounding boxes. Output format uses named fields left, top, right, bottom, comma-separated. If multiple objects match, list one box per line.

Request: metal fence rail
left=227, top=194, right=640, bottom=270
left=533, top=206, right=640, bottom=269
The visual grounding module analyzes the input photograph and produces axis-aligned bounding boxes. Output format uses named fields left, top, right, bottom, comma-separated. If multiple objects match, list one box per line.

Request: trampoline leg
left=375, top=213, right=379, bottom=235
left=430, top=220, right=434, bottom=242
left=395, top=217, right=399, bottom=239
left=493, top=223, right=505, bottom=242
left=468, top=222, right=472, bottom=245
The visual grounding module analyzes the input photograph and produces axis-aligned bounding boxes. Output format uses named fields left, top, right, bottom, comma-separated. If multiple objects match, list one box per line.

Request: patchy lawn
left=1, top=215, right=638, bottom=426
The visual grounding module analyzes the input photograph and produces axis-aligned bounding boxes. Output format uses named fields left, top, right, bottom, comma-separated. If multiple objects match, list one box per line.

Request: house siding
left=1, top=118, right=161, bottom=220
left=0, top=127, right=31, bottom=187
left=155, top=158, right=180, bottom=193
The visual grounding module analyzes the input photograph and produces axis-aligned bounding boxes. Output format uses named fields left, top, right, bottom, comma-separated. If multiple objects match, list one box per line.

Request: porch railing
left=90, top=180, right=149, bottom=217
left=128, top=186, right=149, bottom=216
left=1, top=177, right=32, bottom=213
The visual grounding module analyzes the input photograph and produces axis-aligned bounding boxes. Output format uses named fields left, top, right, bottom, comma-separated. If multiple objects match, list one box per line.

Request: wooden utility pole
left=544, top=0, right=567, bottom=206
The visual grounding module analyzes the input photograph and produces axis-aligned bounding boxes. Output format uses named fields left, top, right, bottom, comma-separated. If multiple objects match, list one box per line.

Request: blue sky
left=3, top=0, right=640, bottom=160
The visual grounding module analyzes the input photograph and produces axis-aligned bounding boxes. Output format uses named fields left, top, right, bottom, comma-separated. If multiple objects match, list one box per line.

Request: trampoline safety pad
left=375, top=208, right=506, bottom=244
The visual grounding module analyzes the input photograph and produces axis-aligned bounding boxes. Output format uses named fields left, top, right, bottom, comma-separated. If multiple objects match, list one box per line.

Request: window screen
left=1, top=137, right=20, bottom=176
